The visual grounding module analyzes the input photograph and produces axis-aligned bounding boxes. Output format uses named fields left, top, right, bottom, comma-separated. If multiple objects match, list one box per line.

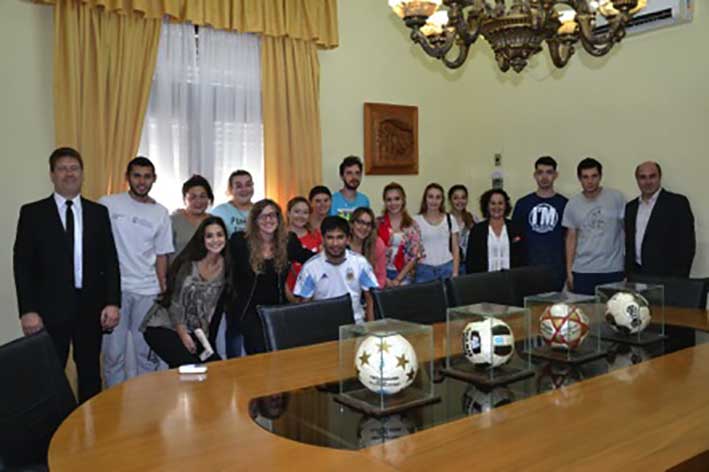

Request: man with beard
left=512, top=156, right=568, bottom=290
left=13, top=147, right=120, bottom=402
left=294, top=216, right=378, bottom=323
left=562, top=158, right=626, bottom=295
left=330, top=155, right=370, bottom=220
left=99, top=157, right=174, bottom=386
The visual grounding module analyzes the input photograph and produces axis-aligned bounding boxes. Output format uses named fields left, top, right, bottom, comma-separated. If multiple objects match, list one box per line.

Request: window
left=139, top=21, right=263, bottom=210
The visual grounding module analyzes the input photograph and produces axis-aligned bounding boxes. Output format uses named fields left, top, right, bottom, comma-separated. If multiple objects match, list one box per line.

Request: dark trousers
left=237, top=313, right=268, bottom=355
left=143, top=327, right=221, bottom=369
left=45, top=294, right=102, bottom=403
left=572, top=271, right=625, bottom=296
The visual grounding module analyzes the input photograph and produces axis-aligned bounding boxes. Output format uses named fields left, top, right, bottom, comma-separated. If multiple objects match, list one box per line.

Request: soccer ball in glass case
left=355, top=333, right=418, bottom=395
left=539, top=303, right=590, bottom=350
left=605, top=292, right=652, bottom=335
left=462, top=318, right=515, bottom=368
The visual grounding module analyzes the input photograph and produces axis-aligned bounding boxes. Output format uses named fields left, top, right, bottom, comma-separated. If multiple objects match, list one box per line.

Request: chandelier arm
left=457, top=9, right=482, bottom=46
left=575, top=13, right=628, bottom=56
left=441, top=42, right=472, bottom=69
left=546, top=37, right=576, bottom=68
left=443, top=0, right=476, bottom=7
left=578, top=35, right=615, bottom=56
left=410, top=29, right=457, bottom=60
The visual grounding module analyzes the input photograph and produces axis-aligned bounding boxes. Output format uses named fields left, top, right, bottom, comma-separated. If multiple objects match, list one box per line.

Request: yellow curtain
left=261, top=36, right=323, bottom=205
left=39, top=0, right=338, bottom=202
left=35, top=0, right=339, bottom=49
left=52, top=0, right=161, bottom=198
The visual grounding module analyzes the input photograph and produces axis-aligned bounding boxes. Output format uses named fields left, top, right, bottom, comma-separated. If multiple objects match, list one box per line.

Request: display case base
left=527, top=344, right=608, bottom=365
left=440, top=363, right=534, bottom=388
left=600, top=326, right=667, bottom=346
left=334, top=388, right=440, bottom=417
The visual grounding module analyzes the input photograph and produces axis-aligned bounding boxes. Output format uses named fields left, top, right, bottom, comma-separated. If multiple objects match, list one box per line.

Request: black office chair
left=257, top=294, right=355, bottom=352
left=371, top=280, right=448, bottom=324
left=627, top=274, right=709, bottom=309
left=0, top=331, right=76, bottom=470
left=445, top=271, right=514, bottom=308
left=506, top=265, right=558, bottom=306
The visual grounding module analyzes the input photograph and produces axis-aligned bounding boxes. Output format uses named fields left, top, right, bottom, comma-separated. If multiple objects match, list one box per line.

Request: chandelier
left=388, top=0, right=647, bottom=73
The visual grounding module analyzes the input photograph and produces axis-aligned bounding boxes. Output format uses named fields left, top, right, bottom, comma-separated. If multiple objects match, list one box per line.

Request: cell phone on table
left=178, top=364, right=208, bottom=374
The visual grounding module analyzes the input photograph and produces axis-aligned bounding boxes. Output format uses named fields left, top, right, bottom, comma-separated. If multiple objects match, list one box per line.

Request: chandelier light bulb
left=420, top=10, right=449, bottom=36
left=389, top=0, right=442, bottom=19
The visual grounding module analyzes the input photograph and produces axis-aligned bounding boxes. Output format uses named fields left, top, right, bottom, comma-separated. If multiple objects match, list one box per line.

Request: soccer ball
left=355, top=333, right=418, bottom=395
left=605, top=292, right=651, bottom=335
left=462, top=318, right=515, bottom=368
left=462, top=385, right=514, bottom=414
left=539, top=303, right=590, bottom=350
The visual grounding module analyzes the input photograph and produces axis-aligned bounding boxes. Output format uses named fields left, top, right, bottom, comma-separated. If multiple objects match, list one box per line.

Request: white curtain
left=139, top=20, right=264, bottom=211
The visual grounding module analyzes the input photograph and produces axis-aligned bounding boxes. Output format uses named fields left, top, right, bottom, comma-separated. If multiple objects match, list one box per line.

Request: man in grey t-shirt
left=562, top=158, right=625, bottom=295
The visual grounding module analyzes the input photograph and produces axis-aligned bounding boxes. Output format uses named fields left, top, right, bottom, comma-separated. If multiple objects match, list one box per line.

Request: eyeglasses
left=353, top=219, right=373, bottom=228
left=258, top=212, right=279, bottom=222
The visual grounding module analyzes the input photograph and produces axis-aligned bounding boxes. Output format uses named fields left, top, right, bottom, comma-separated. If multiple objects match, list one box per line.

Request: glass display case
left=524, top=291, right=606, bottom=364
left=596, top=282, right=666, bottom=345
left=441, top=303, right=533, bottom=387
left=336, top=318, right=438, bottom=416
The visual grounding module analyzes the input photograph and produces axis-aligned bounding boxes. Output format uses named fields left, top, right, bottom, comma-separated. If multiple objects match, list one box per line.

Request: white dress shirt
left=487, top=224, right=510, bottom=272
left=635, top=188, right=661, bottom=265
left=53, top=192, right=83, bottom=288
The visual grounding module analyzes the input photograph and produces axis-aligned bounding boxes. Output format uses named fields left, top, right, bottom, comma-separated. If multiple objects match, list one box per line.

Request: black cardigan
left=228, top=231, right=313, bottom=323
left=465, top=219, right=527, bottom=273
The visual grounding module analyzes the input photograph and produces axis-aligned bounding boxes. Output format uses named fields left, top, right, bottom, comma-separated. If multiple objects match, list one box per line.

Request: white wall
left=0, top=1, right=54, bottom=344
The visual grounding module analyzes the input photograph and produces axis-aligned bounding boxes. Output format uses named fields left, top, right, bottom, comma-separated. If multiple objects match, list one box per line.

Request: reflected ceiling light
left=388, top=0, right=647, bottom=72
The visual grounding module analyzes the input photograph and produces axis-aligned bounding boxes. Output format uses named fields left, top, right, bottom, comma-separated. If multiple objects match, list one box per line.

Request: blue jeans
left=225, top=321, right=244, bottom=359
left=415, top=261, right=454, bottom=284
left=386, top=268, right=412, bottom=286
left=572, top=271, right=624, bottom=296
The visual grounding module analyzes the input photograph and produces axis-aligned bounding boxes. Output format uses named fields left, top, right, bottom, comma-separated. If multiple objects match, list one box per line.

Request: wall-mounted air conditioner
left=594, top=0, right=694, bottom=36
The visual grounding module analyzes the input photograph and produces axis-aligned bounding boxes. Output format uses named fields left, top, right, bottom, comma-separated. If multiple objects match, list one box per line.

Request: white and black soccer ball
left=605, top=292, right=651, bottom=335
left=355, top=333, right=418, bottom=395
left=462, top=318, right=515, bottom=369
left=539, top=303, right=590, bottom=350
left=462, top=385, right=514, bottom=414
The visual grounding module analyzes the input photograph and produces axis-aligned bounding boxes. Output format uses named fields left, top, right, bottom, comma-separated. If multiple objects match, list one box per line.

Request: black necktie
left=66, top=200, right=75, bottom=285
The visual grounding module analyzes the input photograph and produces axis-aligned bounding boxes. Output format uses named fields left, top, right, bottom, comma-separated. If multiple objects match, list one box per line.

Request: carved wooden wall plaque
left=364, top=103, right=418, bottom=175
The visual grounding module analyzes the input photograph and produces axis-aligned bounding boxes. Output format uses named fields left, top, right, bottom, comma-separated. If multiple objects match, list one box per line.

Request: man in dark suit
left=13, top=147, right=121, bottom=402
left=625, top=161, right=695, bottom=277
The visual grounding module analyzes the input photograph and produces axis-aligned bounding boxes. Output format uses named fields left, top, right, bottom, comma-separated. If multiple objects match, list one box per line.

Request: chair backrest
left=506, top=266, right=558, bottom=306
left=445, top=271, right=514, bottom=308
left=258, top=294, right=355, bottom=352
left=0, top=331, right=76, bottom=469
left=627, top=274, right=709, bottom=309
left=372, top=280, right=448, bottom=324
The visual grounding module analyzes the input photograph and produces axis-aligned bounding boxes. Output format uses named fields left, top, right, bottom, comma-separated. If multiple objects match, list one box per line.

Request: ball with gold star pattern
left=354, top=333, right=418, bottom=395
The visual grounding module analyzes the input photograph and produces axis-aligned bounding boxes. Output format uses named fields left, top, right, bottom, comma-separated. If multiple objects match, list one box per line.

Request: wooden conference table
left=49, top=308, right=709, bottom=471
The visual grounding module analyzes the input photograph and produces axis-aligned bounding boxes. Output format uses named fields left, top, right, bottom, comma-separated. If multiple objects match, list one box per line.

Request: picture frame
left=363, top=103, right=418, bottom=175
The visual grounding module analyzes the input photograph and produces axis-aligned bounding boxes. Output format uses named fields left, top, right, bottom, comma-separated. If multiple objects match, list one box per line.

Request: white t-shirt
left=414, top=214, right=459, bottom=266
left=293, top=250, right=379, bottom=323
left=99, top=192, right=174, bottom=296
